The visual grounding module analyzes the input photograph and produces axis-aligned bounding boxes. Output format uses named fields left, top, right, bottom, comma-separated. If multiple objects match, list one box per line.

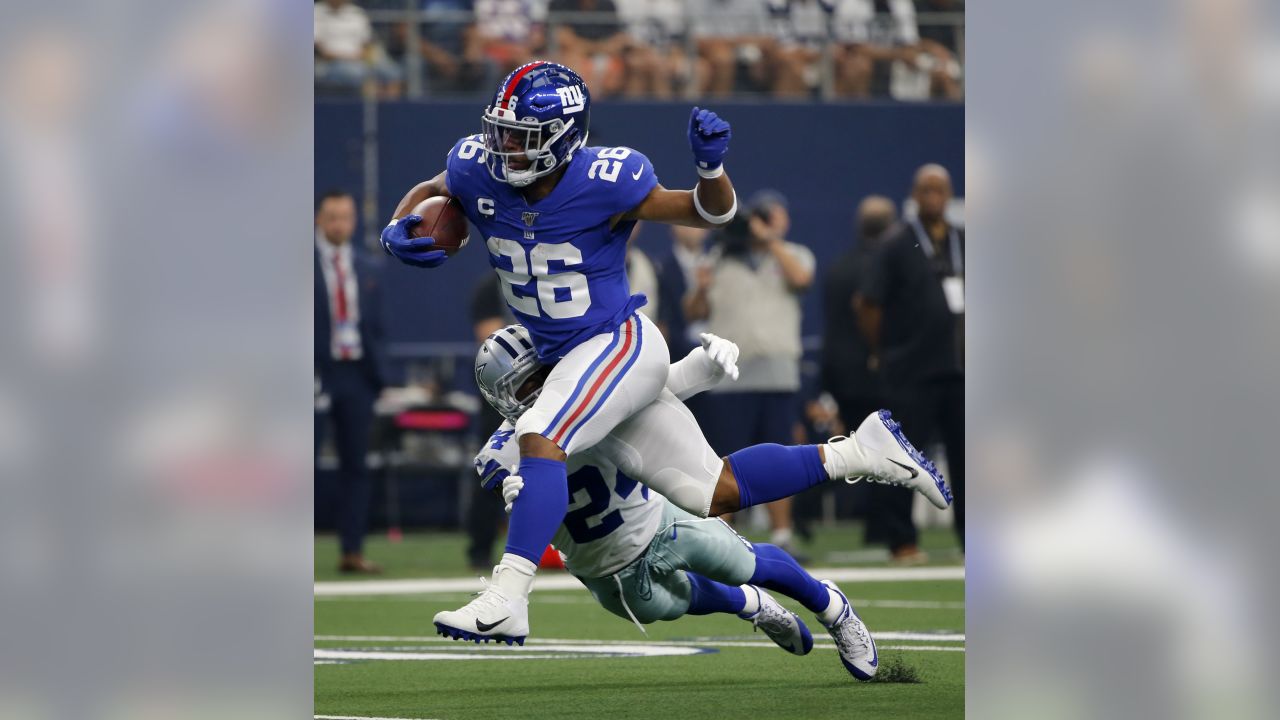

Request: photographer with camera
left=683, top=190, right=815, bottom=553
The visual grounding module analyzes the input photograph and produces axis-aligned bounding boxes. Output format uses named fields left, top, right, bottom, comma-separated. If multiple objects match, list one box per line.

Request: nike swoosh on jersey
left=887, top=459, right=919, bottom=479
left=475, top=617, right=509, bottom=632
left=631, top=166, right=643, bottom=180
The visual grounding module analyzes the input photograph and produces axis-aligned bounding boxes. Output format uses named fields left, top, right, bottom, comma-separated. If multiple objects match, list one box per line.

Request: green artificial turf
left=315, top=525, right=964, bottom=720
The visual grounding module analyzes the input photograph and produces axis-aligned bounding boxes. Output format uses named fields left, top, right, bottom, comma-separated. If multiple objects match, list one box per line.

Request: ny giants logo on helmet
left=555, top=85, right=586, bottom=113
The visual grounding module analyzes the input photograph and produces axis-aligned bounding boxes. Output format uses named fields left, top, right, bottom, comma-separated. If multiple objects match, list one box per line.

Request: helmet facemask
left=477, top=348, right=545, bottom=422
left=481, top=107, right=583, bottom=187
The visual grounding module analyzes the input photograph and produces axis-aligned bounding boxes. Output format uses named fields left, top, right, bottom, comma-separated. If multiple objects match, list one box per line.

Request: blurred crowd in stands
left=315, top=0, right=964, bottom=101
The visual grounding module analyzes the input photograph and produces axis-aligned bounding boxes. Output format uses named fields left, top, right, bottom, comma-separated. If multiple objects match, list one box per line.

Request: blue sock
left=727, top=444, right=827, bottom=509
left=503, top=456, right=568, bottom=564
left=686, top=573, right=747, bottom=616
left=749, top=543, right=831, bottom=615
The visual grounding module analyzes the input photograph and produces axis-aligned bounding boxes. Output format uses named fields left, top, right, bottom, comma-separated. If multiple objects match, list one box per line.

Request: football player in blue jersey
left=377, top=62, right=743, bottom=640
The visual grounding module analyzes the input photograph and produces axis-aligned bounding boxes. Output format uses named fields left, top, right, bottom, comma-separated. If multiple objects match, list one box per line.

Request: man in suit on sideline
left=315, top=189, right=388, bottom=573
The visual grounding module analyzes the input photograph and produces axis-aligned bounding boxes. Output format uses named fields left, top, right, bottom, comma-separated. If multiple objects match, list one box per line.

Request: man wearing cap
left=684, top=189, right=815, bottom=553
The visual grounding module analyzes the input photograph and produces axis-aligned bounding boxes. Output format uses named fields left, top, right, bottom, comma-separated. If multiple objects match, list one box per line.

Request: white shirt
left=314, top=2, right=373, bottom=59
left=316, top=231, right=363, bottom=360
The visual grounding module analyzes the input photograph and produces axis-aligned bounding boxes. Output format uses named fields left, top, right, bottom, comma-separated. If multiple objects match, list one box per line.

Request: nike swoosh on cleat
left=475, top=617, right=509, bottom=632
left=887, top=458, right=919, bottom=478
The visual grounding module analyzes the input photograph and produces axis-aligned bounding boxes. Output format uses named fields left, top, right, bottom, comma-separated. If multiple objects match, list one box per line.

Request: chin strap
left=693, top=184, right=737, bottom=225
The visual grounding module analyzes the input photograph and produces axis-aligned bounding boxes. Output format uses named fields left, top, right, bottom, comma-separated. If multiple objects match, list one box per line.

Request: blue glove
left=687, top=106, right=732, bottom=173
left=380, top=214, right=448, bottom=268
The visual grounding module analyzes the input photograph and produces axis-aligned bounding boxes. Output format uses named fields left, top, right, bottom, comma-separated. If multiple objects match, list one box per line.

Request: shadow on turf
left=868, top=656, right=922, bottom=684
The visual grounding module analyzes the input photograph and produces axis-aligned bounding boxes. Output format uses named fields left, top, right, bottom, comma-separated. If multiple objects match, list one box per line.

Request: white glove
left=699, top=332, right=740, bottom=381
left=501, top=474, right=524, bottom=513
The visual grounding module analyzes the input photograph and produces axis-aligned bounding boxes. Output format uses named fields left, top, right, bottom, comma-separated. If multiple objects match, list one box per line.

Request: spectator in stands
left=548, top=0, right=628, bottom=97
left=685, top=190, right=815, bottom=554
left=626, top=242, right=661, bottom=322
left=688, top=0, right=772, bottom=97
left=855, top=164, right=964, bottom=560
left=314, top=0, right=404, bottom=98
left=315, top=190, right=388, bottom=574
left=822, top=195, right=895, bottom=434
left=915, top=0, right=963, bottom=56
left=473, top=0, right=547, bottom=78
left=467, top=274, right=516, bottom=570
left=764, top=0, right=834, bottom=98
left=616, top=0, right=690, bottom=98
left=654, top=225, right=710, bottom=358
left=830, top=0, right=961, bottom=100
left=388, top=0, right=485, bottom=95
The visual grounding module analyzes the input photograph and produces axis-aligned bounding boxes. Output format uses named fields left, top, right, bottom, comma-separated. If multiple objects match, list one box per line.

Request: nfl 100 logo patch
left=522, top=212, right=539, bottom=227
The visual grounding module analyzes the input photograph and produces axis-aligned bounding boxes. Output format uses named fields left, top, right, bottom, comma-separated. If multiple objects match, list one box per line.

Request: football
left=410, top=195, right=470, bottom=256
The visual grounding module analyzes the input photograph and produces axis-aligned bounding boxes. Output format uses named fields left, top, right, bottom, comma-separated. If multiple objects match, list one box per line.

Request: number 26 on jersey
left=487, top=237, right=592, bottom=319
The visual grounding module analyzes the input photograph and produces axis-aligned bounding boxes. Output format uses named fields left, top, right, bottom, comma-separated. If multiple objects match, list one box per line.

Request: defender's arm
left=666, top=333, right=740, bottom=401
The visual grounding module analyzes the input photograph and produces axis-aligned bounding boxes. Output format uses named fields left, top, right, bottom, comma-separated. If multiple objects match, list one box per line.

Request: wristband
left=693, top=186, right=737, bottom=225
left=696, top=163, right=725, bottom=179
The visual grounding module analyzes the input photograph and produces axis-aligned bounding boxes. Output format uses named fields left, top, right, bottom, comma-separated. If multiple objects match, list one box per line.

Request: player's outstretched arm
left=666, top=332, right=740, bottom=400
left=380, top=170, right=453, bottom=268
left=623, top=107, right=737, bottom=229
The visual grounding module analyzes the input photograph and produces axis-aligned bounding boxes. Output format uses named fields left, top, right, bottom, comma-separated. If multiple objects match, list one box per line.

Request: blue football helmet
left=474, top=324, right=545, bottom=421
left=481, top=61, right=591, bottom=187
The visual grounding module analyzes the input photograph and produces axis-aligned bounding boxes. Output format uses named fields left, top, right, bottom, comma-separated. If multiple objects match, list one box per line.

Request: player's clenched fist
left=688, top=107, right=732, bottom=176
left=501, top=474, right=524, bottom=514
left=699, top=332, right=740, bottom=381
left=380, top=215, right=448, bottom=268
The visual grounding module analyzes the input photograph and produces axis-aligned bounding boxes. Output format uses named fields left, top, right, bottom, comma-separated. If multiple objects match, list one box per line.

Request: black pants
left=317, top=362, right=378, bottom=556
left=865, top=376, right=964, bottom=551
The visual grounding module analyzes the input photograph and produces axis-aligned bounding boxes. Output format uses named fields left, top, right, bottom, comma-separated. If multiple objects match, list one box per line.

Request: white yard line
left=315, top=566, right=964, bottom=596
left=316, top=716, right=440, bottom=720
left=316, top=631, right=963, bottom=644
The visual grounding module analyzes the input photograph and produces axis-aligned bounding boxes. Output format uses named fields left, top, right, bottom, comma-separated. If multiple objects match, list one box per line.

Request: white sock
left=770, top=527, right=794, bottom=546
left=817, top=586, right=845, bottom=626
left=738, top=585, right=761, bottom=616
left=495, top=553, right=537, bottom=597
left=821, top=442, right=848, bottom=479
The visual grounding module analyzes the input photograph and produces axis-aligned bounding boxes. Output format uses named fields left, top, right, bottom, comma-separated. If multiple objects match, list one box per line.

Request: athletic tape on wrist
left=693, top=186, right=737, bottom=225
left=696, top=163, right=725, bottom=179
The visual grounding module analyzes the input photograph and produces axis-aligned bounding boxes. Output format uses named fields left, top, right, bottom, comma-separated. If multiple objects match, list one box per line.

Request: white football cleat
left=820, top=580, right=878, bottom=681
left=433, top=564, right=530, bottom=646
left=739, top=585, right=813, bottom=656
left=826, top=410, right=952, bottom=509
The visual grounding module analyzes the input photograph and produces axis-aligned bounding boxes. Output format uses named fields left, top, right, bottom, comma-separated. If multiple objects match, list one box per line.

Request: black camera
left=715, top=213, right=752, bottom=256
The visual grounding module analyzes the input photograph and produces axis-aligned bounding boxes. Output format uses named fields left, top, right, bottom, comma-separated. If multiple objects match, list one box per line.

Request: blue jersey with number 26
left=445, top=135, right=659, bottom=361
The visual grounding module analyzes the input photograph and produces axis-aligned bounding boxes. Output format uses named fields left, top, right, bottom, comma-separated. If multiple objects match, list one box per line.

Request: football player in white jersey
left=435, top=325, right=951, bottom=678
left=456, top=329, right=883, bottom=679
